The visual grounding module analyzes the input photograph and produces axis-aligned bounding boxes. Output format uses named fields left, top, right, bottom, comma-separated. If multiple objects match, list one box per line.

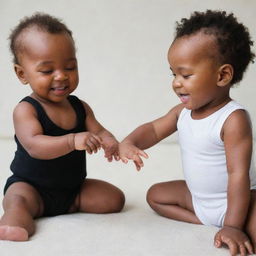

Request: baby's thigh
left=147, top=180, right=194, bottom=211
left=3, top=182, right=44, bottom=217
left=70, top=178, right=125, bottom=213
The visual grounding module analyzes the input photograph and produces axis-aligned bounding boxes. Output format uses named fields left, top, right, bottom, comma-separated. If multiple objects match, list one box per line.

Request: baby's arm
left=13, top=101, right=102, bottom=159
left=13, top=102, right=78, bottom=159
left=82, top=101, right=119, bottom=161
left=119, top=104, right=183, bottom=170
left=214, top=109, right=254, bottom=255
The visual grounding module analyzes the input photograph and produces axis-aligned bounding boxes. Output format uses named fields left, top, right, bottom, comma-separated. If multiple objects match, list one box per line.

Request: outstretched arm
left=14, top=100, right=118, bottom=160
left=214, top=109, right=254, bottom=255
left=13, top=101, right=82, bottom=159
left=82, top=101, right=120, bottom=161
left=119, top=104, right=183, bottom=170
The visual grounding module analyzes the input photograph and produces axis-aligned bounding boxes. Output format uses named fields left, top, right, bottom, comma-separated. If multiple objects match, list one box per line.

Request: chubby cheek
left=69, top=73, right=79, bottom=91
left=31, top=76, right=51, bottom=89
left=73, top=75, right=79, bottom=88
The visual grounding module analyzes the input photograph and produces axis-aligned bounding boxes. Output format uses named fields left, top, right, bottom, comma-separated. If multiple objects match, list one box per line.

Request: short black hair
left=174, top=10, right=255, bottom=85
left=9, top=12, right=73, bottom=64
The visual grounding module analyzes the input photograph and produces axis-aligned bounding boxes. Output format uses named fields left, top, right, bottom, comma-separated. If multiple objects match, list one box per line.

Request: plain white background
left=0, top=2, right=255, bottom=255
left=0, top=0, right=255, bottom=141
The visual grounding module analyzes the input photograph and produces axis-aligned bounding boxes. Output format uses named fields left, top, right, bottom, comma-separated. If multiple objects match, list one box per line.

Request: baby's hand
left=101, top=136, right=120, bottom=162
left=119, top=142, right=148, bottom=171
left=74, top=132, right=101, bottom=154
left=214, top=226, right=253, bottom=256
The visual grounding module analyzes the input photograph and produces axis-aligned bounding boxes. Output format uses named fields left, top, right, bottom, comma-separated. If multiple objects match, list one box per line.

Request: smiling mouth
left=178, top=93, right=190, bottom=103
left=51, top=86, right=68, bottom=91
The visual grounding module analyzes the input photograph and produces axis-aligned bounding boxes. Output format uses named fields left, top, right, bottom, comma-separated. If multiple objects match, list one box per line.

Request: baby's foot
left=0, top=225, right=28, bottom=241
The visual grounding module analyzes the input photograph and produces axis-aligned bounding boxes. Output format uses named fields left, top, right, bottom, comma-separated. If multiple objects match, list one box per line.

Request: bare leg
left=0, top=182, right=44, bottom=241
left=69, top=179, right=125, bottom=213
left=245, top=190, right=256, bottom=252
left=146, top=180, right=201, bottom=224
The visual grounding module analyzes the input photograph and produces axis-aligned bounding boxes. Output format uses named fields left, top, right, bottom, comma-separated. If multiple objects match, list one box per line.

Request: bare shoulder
left=167, top=103, right=185, bottom=118
left=13, top=101, right=38, bottom=121
left=153, top=103, right=184, bottom=123
left=223, top=109, right=252, bottom=140
left=151, top=104, right=185, bottom=139
left=13, top=100, right=44, bottom=138
left=79, top=99, right=94, bottom=116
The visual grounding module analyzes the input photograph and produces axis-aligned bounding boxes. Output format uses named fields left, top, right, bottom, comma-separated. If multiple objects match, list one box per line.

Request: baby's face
left=168, top=32, right=223, bottom=112
left=15, top=29, right=79, bottom=103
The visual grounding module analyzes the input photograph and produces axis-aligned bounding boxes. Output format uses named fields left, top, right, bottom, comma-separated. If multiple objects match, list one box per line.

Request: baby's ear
left=217, top=64, right=233, bottom=87
left=14, top=64, right=28, bottom=84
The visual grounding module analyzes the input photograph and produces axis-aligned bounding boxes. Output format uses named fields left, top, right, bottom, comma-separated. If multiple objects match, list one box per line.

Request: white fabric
left=177, top=101, right=256, bottom=227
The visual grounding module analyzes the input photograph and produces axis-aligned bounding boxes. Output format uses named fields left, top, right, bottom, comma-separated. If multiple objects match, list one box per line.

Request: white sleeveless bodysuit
left=177, top=101, right=256, bottom=227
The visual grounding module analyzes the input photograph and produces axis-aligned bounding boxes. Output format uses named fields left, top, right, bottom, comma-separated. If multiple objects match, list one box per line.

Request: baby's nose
left=172, top=77, right=182, bottom=88
left=54, top=70, right=68, bottom=81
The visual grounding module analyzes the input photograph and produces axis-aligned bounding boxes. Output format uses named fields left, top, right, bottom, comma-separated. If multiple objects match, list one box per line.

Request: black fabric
left=4, top=95, right=87, bottom=216
left=4, top=175, right=81, bottom=216
left=8, top=95, right=87, bottom=189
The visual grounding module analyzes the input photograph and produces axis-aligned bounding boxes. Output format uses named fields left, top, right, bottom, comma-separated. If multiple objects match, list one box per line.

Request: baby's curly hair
left=9, top=12, right=73, bottom=64
left=174, top=10, right=255, bottom=85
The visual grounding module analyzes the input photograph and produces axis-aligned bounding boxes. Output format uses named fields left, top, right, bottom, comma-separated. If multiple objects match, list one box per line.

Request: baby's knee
left=3, top=194, right=28, bottom=210
left=146, top=183, right=160, bottom=206
left=112, top=189, right=125, bottom=213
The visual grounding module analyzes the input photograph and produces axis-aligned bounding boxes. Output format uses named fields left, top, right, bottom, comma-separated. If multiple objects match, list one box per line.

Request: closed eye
left=40, top=70, right=53, bottom=74
left=65, top=66, right=77, bottom=71
left=183, top=74, right=192, bottom=79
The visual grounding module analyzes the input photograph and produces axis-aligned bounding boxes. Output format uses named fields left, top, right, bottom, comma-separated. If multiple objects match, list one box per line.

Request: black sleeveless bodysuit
left=4, top=95, right=87, bottom=216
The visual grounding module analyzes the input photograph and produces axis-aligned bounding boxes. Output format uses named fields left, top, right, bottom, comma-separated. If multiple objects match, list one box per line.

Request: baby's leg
left=245, top=190, right=256, bottom=251
left=0, top=182, right=44, bottom=241
left=147, top=180, right=201, bottom=224
left=69, top=179, right=125, bottom=214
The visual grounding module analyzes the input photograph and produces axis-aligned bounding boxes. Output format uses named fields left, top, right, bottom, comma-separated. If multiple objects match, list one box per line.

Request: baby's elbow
left=25, top=143, right=49, bottom=160
left=26, top=147, right=43, bottom=159
left=22, top=138, right=49, bottom=160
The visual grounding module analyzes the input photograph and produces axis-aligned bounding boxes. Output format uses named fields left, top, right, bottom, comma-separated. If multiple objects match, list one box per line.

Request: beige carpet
left=0, top=139, right=234, bottom=256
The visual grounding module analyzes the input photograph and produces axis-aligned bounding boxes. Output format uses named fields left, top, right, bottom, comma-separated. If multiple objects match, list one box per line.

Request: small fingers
left=214, top=239, right=222, bottom=248
left=92, top=134, right=102, bottom=144
left=239, top=244, right=247, bottom=256
left=104, top=148, right=115, bottom=159
left=86, top=135, right=102, bottom=154
left=223, top=238, right=238, bottom=256
left=138, top=150, right=149, bottom=159
left=244, top=240, right=254, bottom=255
left=84, top=145, right=93, bottom=154
left=134, top=161, right=141, bottom=171
left=132, top=155, right=144, bottom=171
left=106, top=155, right=113, bottom=162
left=114, top=153, right=120, bottom=161
left=89, top=136, right=101, bottom=149
left=104, top=148, right=117, bottom=162
left=120, top=155, right=143, bottom=170
left=214, top=233, right=222, bottom=248
left=121, top=157, right=129, bottom=164
left=86, top=141, right=98, bottom=154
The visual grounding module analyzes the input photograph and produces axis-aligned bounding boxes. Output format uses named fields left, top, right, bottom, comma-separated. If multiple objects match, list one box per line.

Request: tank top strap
left=20, top=95, right=86, bottom=133
left=67, top=95, right=86, bottom=122
left=213, top=101, right=245, bottom=140
left=20, top=96, right=47, bottom=121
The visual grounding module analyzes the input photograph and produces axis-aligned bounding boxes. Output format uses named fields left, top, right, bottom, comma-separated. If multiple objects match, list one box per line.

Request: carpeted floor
left=0, top=139, right=234, bottom=256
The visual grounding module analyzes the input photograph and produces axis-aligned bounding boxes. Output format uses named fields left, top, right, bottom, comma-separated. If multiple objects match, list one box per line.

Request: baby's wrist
left=67, top=133, right=75, bottom=151
left=103, top=135, right=119, bottom=144
left=222, top=225, right=243, bottom=231
left=121, top=139, right=133, bottom=145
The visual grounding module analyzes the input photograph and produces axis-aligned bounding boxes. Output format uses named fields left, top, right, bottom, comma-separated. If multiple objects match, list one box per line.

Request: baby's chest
left=45, top=107, right=77, bottom=130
